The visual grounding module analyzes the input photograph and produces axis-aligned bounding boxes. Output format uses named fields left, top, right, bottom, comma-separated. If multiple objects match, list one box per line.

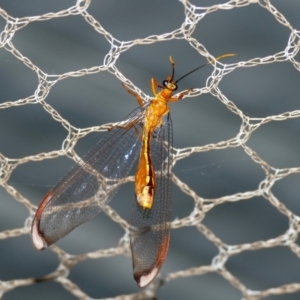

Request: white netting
left=1, top=0, right=300, bottom=299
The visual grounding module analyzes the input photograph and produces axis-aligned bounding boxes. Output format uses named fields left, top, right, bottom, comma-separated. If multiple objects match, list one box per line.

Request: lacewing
left=31, top=54, right=235, bottom=287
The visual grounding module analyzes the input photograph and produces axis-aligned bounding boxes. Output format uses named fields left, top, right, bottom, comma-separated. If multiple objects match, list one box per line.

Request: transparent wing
left=130, top=113, right=173, bottom=287
left=31, top=106, right=146, bottom=250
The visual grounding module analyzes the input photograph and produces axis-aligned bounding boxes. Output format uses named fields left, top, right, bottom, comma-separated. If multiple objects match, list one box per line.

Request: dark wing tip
left=31, top=190, right=54, bottom=250
left=31, top=216, right=47, bottom=250
left=133, top=234, right=170, bottom=287
left=134, top=267, right=160, bottom=288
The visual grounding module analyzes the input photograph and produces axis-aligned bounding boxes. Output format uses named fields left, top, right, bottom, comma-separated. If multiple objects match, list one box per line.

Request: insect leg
left=108, top=117, right=143, bottom=141
left=151, top=78, right=164, bottom=96
left=108, top=118, right=139, bottom=131
left=168, top=88, right=193, bottom=102
left=122, top=83, right=144, bottom=107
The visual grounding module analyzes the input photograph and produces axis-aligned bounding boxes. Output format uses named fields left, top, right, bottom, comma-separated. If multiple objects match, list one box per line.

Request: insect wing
left=31, top=106, right=146, bottom=250
left=130, top=113, right=173, bottom=287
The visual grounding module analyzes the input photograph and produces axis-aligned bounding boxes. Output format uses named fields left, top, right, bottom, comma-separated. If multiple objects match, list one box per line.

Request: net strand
left=1, top=0, right=300, bottom=299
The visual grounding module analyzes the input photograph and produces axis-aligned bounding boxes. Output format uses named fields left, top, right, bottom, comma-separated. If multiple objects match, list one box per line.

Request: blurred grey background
left=1, top=0, right=300, bottom=299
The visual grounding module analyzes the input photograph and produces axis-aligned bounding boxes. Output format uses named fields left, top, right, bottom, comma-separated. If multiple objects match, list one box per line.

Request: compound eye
left=173, top=84, right=178, bottom=91
left=163, top=80, right=168, bottom=87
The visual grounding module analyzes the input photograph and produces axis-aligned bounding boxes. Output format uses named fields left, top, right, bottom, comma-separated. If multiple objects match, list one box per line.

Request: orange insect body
left=134, top=72, right=188, bottom=210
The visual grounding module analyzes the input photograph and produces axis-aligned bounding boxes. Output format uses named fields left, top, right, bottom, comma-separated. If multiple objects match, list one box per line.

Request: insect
left=31, top=53, right=235, bottom=287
